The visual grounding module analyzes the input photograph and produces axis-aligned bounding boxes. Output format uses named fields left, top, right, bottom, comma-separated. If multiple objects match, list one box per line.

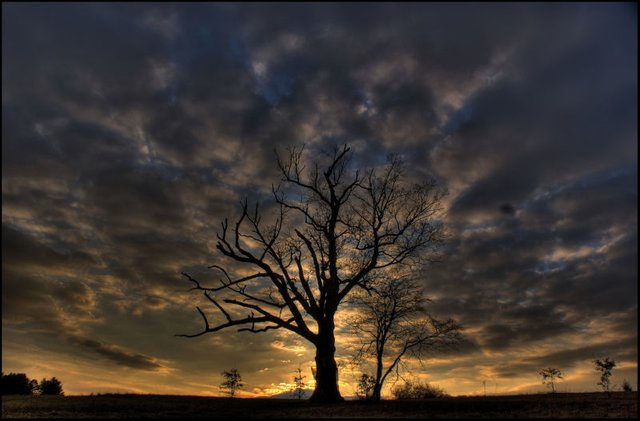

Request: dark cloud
left=1, top=263, right=163, bottom=371
left=65, top=335, right=163, bottom=371
left=2, top=2, right=636, bottom=394
left=492, top=336, right=638, bottom=378
left=2, top=224, right=97, bottom=272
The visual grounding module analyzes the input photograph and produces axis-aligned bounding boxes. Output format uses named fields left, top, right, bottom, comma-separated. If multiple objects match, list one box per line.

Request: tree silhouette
left=179, top=144, right=447, bottom=402
left=348, top=275, right=461, bottom=401
left=594, top=357, right=615, bottom=396
left=356, top=374, right=376, bottom=400
left=38, top=377, right=64, bottom=395
left=1, top=373, right=38, bottom=395
left=538, top=367, right=563, bottom=393
left=293, top=367, right=306, bottom=399
left=220, top=369, right=243, bottom=398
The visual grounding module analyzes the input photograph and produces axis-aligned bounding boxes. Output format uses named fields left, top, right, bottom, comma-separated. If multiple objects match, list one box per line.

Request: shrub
left=39, top=377, right=64, bottom=395
left=356, top=374, right=376, bottom=400
left=622, top=380, right=633, bottom=392
left=391, top=381, right=448, bottom=399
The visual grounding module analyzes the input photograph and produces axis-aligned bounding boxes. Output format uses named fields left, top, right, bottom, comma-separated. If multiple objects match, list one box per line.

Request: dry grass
left=2, top=391, right=637, bottom=418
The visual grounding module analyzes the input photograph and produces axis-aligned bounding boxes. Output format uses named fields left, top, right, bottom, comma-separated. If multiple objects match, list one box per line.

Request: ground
left=2, top=392, right=637, bottom=418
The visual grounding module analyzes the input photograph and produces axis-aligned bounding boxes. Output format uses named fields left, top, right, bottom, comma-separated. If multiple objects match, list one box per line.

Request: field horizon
left=2, top=391, right=637, bottom=418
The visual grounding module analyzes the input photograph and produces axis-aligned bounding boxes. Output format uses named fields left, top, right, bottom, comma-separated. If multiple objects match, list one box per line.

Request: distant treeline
left=1, top=372, right=63, bottom=395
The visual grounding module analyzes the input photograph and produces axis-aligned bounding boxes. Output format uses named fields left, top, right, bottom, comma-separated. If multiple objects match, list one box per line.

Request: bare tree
left=220, top=369, right=243, bottom=398
left=293, top=367, right=306, bottom=399
left=348, top=275, right=461, bottom=401
left=179, top=144, right=446, bottom=403
left=594, top=357, right=616, bottom=396
left=538, top=367, right=563, bottom=393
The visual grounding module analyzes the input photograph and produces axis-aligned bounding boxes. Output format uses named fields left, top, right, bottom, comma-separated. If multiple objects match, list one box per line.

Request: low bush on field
left=391, top=381, right=448, bottom=399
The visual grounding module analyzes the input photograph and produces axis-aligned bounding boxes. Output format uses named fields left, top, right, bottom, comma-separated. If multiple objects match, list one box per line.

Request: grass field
left=2, top=391, right=637, bottom=418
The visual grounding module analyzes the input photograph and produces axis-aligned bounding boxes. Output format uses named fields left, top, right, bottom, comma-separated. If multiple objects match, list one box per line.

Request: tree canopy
left=179, top=144, right=447, bottom=402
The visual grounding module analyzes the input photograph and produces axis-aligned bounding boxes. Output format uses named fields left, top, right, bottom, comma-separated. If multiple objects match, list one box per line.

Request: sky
left=2, top=3, right=637, bottom=398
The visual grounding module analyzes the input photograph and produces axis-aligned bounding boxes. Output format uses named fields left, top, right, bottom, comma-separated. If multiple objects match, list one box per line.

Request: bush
left=39, top=377, right=64, bottom=395
left=1, top=373, right=38, bottom=395
left=622, top=380, right=633, bottom=392
left=391, top=381, right=448, bottom=399
left=356, top=374, right=376, bottom=400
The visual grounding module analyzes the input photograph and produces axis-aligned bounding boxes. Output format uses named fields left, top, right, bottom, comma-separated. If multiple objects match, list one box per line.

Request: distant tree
left=622, top=379, right=632, bottom=392
left=538, top=367, right=563, bottom=393
left=356, top=374, right=376, bottom=401
left=38, top=377, right=64, bottom=396
left=348, top=275, right=461, bottom=401
left=178, top=145, right=447, bottom=403
left=29, top=379, right=39, bottom=394
left=293, top=367, right=306, bottom=399
left=220, top=369, right=243, bottom=398
left=594, top=357, right=616, bottom=395
left=391, top=380, right=448, bottom=399
left=1, top=373, right=38, bottom=395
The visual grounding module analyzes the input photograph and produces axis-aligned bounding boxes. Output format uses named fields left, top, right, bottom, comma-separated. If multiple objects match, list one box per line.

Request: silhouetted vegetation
left=220, top=369, right=243, bottom=398
left=179, top=144, right=447, bottom=403
left=2, top=392, right=637, bottom=418
left=391, top=380, right=448, bottom=399
left=39, top=377, right=64, bottom=395
left=292, top=367, right=306, bottom=399
left=622, top=380, right=633, bottom=392
left=1, top=373, right=39, bottom=395
left=594, top=357, right=616, bottom=396
left=538, top=367, right=563, bottom=393
left=348, top=276, right=461, bottom=401
left=356, top=374, right=376, bottom=401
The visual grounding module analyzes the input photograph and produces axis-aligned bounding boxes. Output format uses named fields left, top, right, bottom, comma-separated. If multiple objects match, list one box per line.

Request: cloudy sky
left=2, top=3, right=637, bottom=397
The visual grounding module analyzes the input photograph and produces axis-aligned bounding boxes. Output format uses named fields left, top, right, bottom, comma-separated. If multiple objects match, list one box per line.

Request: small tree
left=348, top=275, right=461, bottom=401
left=594, top=358, right=615, bottom=395
left=356, top=374, right=376, bottom=400
left=538, top=367, right=563, bottom=393
left=293, top=367, right=306, bottom=399
left=622, top=380, right=632, bottom=392
left=220, top=369, right=243, bottom=398
left=39, top=377, right=64, bottom=396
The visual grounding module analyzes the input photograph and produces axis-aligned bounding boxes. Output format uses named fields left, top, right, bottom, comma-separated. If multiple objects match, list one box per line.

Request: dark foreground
left=2, top=392, right=637, bottom=418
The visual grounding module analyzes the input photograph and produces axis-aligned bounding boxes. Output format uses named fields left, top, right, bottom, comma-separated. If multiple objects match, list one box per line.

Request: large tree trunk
left=309, top=319, right=343, bottom=403
left=370, top=356, right=383, bottom=401
left=371, top=383, right=382, bottom=402
left=370, top=360, right=383, bottom=401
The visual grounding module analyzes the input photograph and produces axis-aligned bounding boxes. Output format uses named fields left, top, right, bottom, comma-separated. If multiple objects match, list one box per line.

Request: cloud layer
left=2, top=3, right=636, bottom=396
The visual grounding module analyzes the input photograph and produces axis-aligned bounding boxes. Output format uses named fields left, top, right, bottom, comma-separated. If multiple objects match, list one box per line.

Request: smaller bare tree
left=293, top=367, right=306, bottom=399
left=220, top=369, right=243, bottom=398
left=348, top=274, right=461, bottom=401
left=538, top=367, right=563, bottom=393
left=594, top=357, right=616, bottom=396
